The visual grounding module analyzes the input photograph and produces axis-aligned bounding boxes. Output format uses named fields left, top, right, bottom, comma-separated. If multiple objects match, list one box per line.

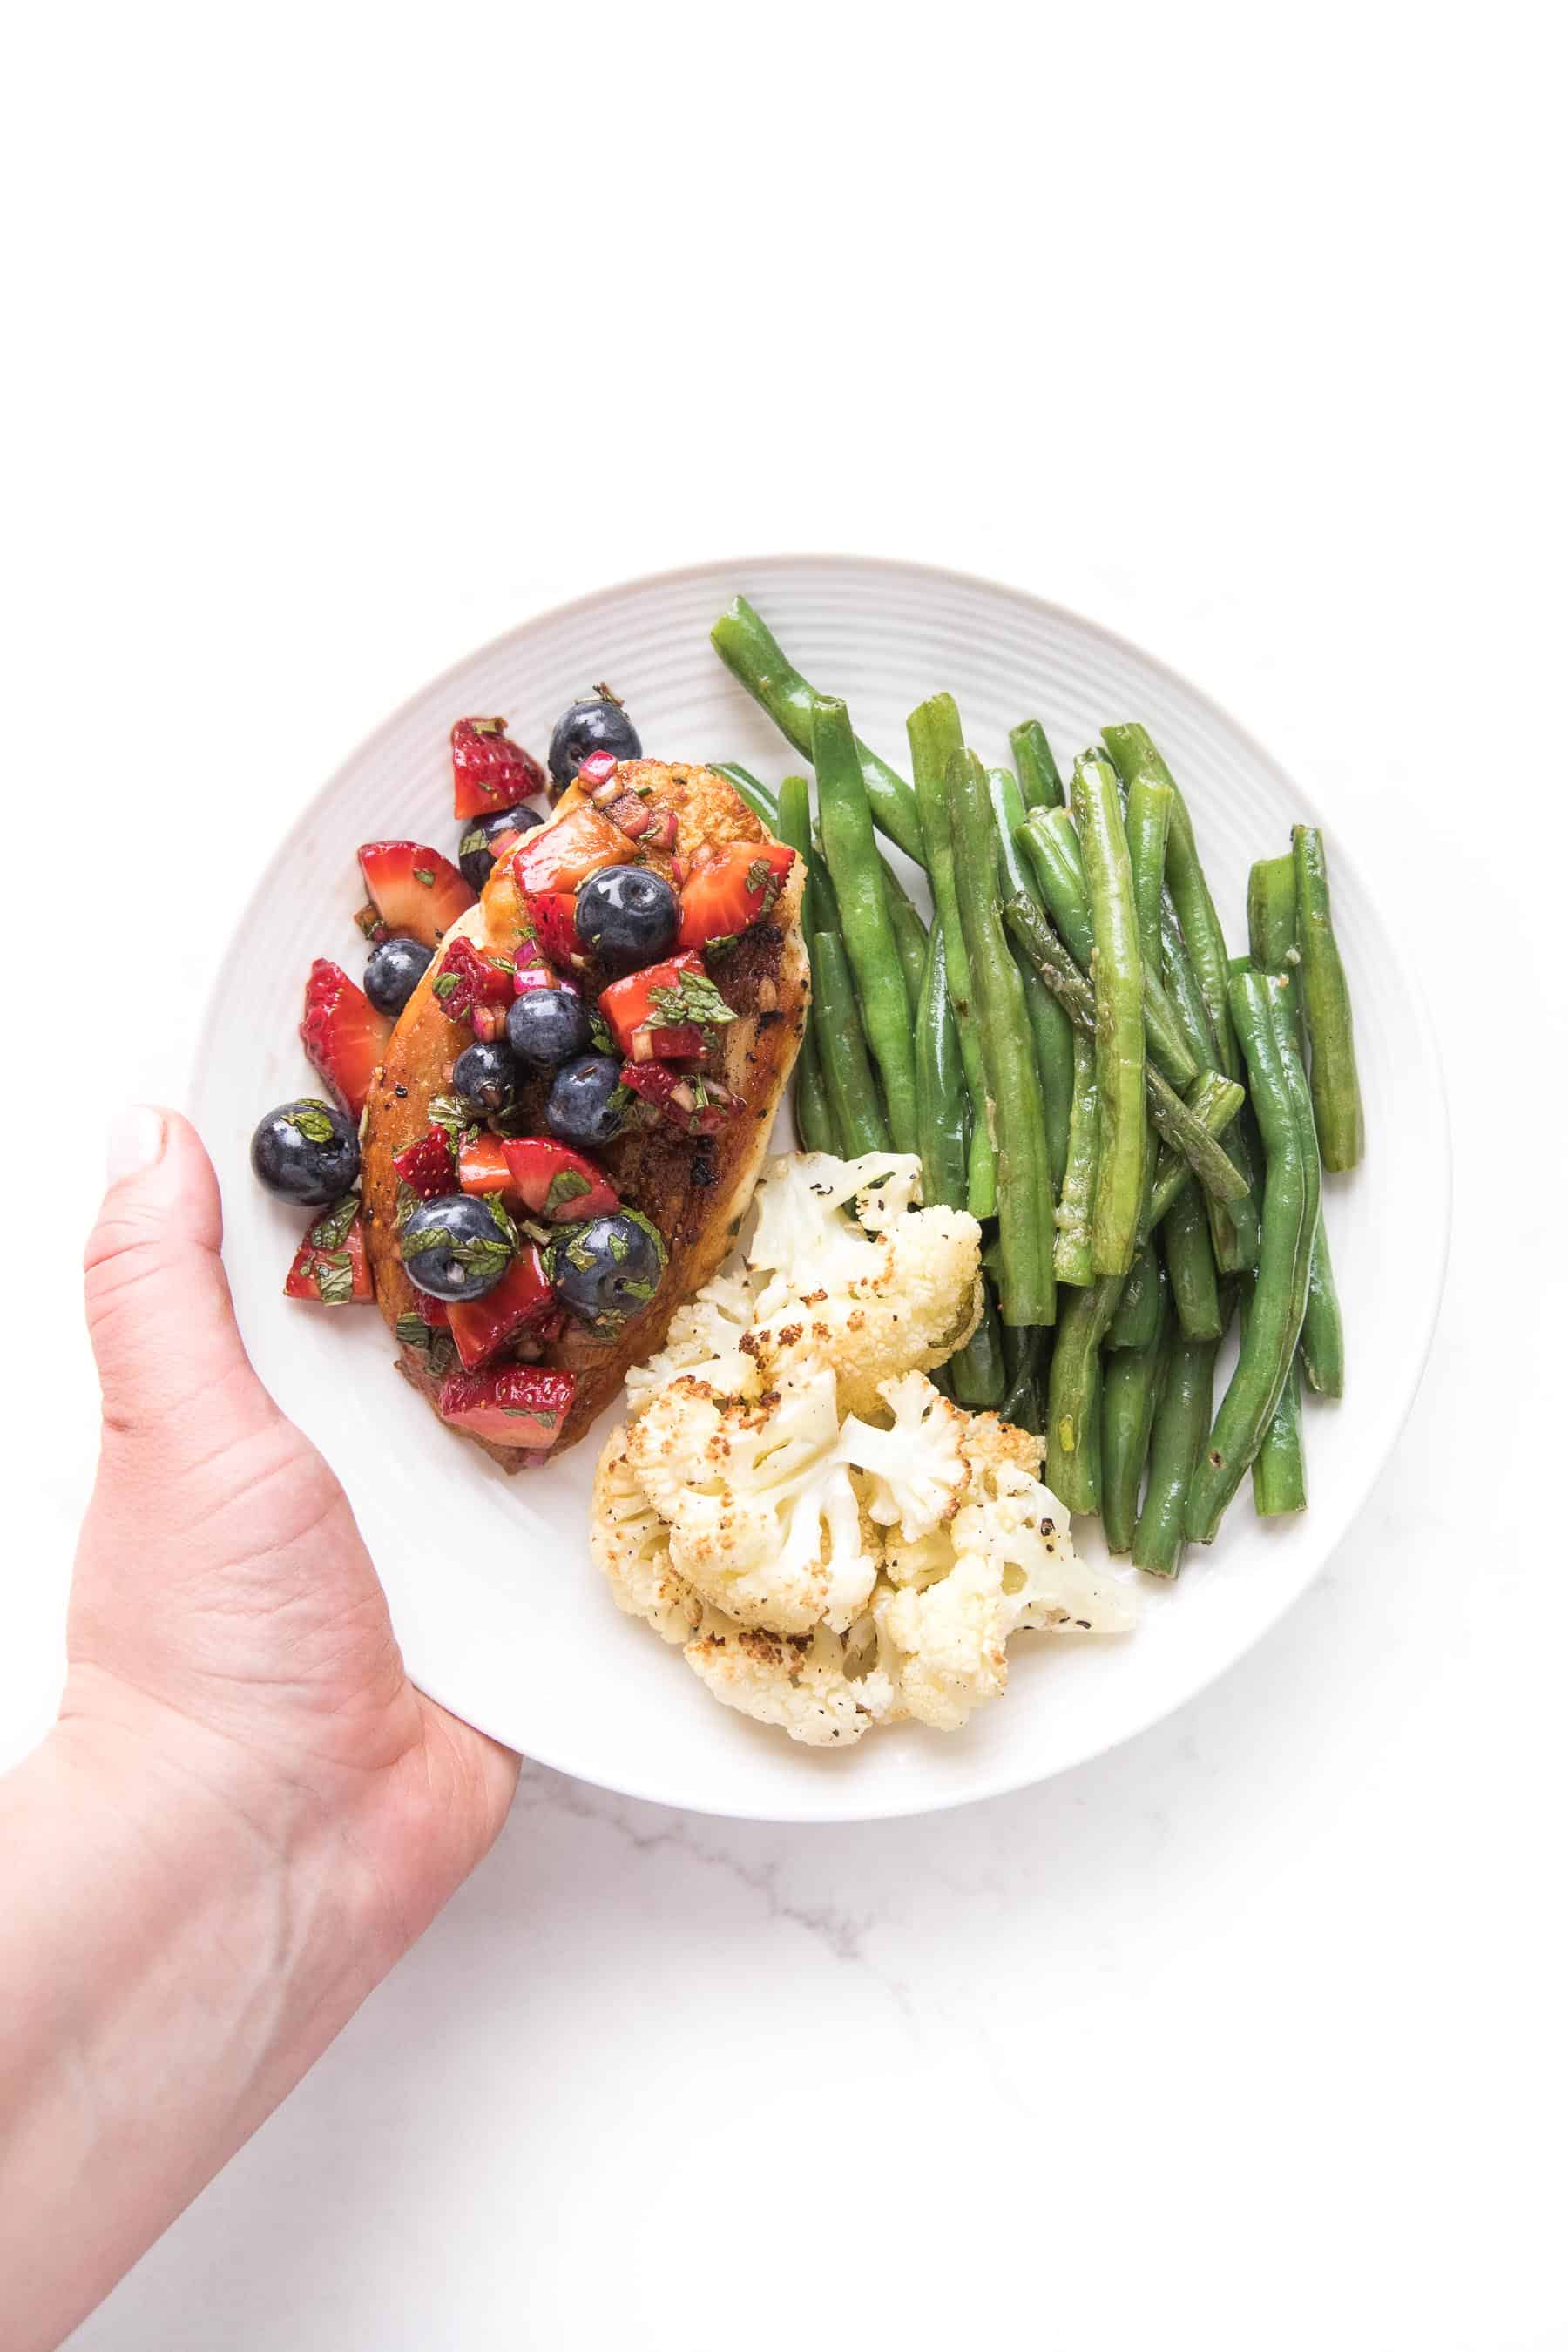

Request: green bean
left=1020, top=809, right=1197, bottom=1090
left=950, top=749, right=1057, bottom=1326
left=811, top=932, right=891, bottom=1158
left=1185, top=974, right=1319, bottom=1542
left=906, top=693, right=997, bottom=1220
left=989, top=767, right=1074, bottom=1193
left=711, top=596, right=926, bottom=864
left=1102, top=1260, right=1171, bottom=1552
left=1142, top=1072, right=1246, bottom=1235
left=914, top=923, right=968, bottom=1212
left=1163, top=1184, right=1224, bottom=1339
left=1103, top=723, right=1240, bottom=1080
left=1010, top=719, right=1064, bottom=811
left=1292, top=824, right=1364, bottom=1170
left=1108, top=1240, right=1161, bottom=1349
left=1044, top=1274, right=1122, bottom=1512
left=1251, top=1314, right=1308, bottom=1516
left=813, top=698, right=919, bottom=1156
left=1248, top=853, right=1344, bottom=1396
left=1004, top=897, right=1249, bottom=1206
left=1132, top=1328, right=1219, bottom=1578
left=1071, top=754, right=1147, bottom=1276
left=1055, top=1031, right=1099, bottom=1286
left=950, top=1278, right=1006, bottom=1408
left=1125, top=778, right=1173, bottom=977
left=889, top=892, right=929, bottom=1018
left=1159, top=897, right=1223, bottom=1071
left=793, top=1027, right=837, bottom=1155
left=711, top=760, right=780, bottom=832
left=1000, top=1327, right=1049, bottom=1435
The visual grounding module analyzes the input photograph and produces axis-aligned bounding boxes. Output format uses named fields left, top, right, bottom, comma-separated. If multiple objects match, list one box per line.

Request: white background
left=3, top=4, right=1565, bottom=2348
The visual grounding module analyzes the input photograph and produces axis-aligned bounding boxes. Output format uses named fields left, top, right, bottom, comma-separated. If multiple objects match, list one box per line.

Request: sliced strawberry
left=676, top=841, right=795, bottom=950
left=619, top=1060, right=737, bottom=1137
left=358, top=841, right=476, bottom=950
left=284, top=1195, right=374, bottom=1303
left=393, top=1126, right=457, bottom=1200
left=430, top=936, right=514, bottom=1020
left=526, top=889, right=585, bottom=973
left=437, top=1362, right=576, bottom=1448
left=598, top=950, right=737, bottom=1060
left=513, top=803, right=628, bottom=896
left=447, top=1245, right=556, bottom=1371
left=415, top=1289, right=451, bottom=1329
left=450, top=716, right=546, bottom=821
left=300, top=959, right=391, bottom=1119
left=457, top=1133, right=512, bottom=1193
left=502, top=1139, right=618, bottom=1221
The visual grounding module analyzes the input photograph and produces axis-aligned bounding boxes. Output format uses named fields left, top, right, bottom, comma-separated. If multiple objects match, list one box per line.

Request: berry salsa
left=250, top=691, right=797, bottom=1460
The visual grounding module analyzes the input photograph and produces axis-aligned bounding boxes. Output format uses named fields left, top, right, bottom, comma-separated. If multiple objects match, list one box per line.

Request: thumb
left=85, top=1107, right=274, bottom=1450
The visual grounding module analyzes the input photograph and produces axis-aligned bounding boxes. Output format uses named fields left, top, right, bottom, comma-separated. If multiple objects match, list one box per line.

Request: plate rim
left=189, top=551, right=1453, bottom=1823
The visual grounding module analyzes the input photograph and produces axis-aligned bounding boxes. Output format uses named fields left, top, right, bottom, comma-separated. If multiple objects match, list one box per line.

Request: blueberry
left=551, top=1212, right=666, bottom=1329
left=251, top=1098, right=360, bottom=1207
left=364, top=934, right=434, bottom=1016
left=451, top=1037, right=517, bottom=1113
left=399, top=1193, right=516, bottom=1301
left=575, top=864, right=679, bottom=975
left=546, top=1052, right=629, bottom=1148
left=506, top=986, right=591, bottom=1069
left=547, top=694, right=642, bottom=794
left=457, top=801, right=544, bottom=892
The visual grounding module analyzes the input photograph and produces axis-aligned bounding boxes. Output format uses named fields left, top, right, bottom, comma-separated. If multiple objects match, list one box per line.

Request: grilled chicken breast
left=361, top=761, right=808, bottom=1463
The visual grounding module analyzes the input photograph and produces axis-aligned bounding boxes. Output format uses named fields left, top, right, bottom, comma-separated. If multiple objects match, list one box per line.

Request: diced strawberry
left=458, top=1133, right=618, bottom=1221
left=619, top=1060, right=737, bottom=1137
left=393, top=1126, right=457, bottom=1200
left=300, top=959, right=391, bottom=1119
left=358, top=841, right=477, bottom=949
left=284, top=1196, right=375, bottom=1303
left=598, top=950, right=736, bottom=1060
left=502, top=1139, right=618, bottom=1221
left=447, top=1246, right=556, bottom=1371
left=450, top=716, right=546, bottom=821
left=526, top=889, right=585, bottom=973
left=430, top=936, right=514, bottom=1020
left=437, top=1362, right=576, bottom=1448
left=513, top=803, right=628, bottom=896
left=676, top=841, right=795, bottom=950
left=457, top=1133, right=512, bottom=1193
left=416, top=1289, right=450, bottom=1329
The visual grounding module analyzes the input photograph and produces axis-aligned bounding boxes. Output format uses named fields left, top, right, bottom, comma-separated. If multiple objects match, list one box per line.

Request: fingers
left=84, top=1108, right=275, bottom=1449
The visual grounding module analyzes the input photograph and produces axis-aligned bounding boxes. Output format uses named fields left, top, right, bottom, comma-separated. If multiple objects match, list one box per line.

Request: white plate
left=191, top=556, right=1450, bottom=1823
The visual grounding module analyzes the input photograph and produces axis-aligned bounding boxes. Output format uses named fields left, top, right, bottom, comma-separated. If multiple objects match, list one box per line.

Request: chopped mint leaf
left=395, top=1313, right=429, bottom=1350
left=314, top=1253, right=355, bottom=1304
left=432, top=970, right=462, bottom=1003
left=587, top=1006, right=613, bottom=1053
left=413, top=866, right=436, bottom=887
left=428, top=1095, right=477, bottom=1144
left=544, top=1166, right=593, bottom=1214
left=621, top=1207, right=669, bottom=1270
left=646, top=969, right=737, bottom=1029
left=307, top=1194, right=359, bottom=1251
left=621, top=1277, right=656, bottom=1301
left=607, top=1228, right=629, bottom=1262
left=459, top=827, right=486, bottom=860
left=287, top=1103, right=337, bottom=1146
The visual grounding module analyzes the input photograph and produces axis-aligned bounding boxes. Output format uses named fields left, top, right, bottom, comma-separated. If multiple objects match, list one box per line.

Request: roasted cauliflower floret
left=840, top=1371, right=970, bottom=1538
left=589, top=1427, right=705, bottom=1646
left=744, top=1152, right=983, bottom=1417
left=624, top=1272, right=759, bottom=1416
left=624, top=1367, right=878, bottom=1634
left=683, top=1609, right=903, bottom=1748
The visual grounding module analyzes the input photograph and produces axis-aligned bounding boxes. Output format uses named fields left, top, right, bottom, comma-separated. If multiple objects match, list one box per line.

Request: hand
left=65, top=1106, right=518, bottom=1964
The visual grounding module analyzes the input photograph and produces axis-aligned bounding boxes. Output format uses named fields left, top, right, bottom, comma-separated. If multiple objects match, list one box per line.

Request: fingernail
left=105, top=1105, right=167, bottom=1183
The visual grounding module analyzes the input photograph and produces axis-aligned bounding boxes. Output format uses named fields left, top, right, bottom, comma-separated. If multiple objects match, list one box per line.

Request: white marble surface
left=5, top=8, right=1565, bottom=2344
